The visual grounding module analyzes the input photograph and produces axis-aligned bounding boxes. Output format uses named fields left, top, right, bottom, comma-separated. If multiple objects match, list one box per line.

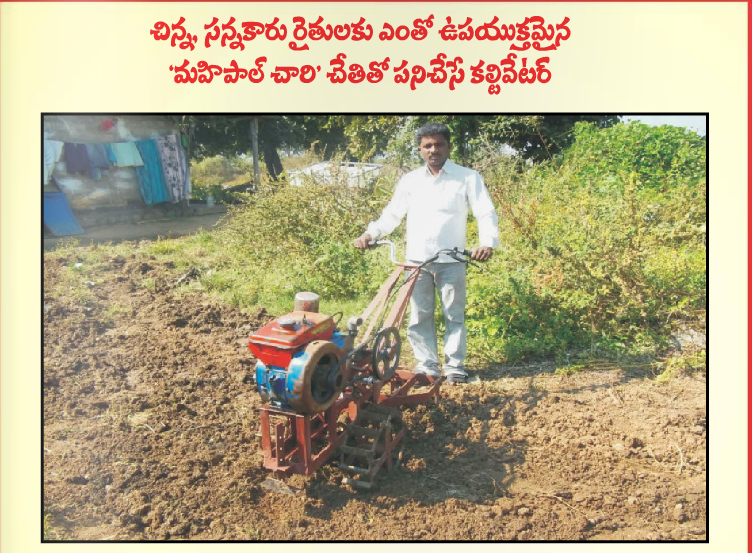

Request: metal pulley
left=371, top=327, right=401, bottom=381
left=288, top=340, right=345, bottom=413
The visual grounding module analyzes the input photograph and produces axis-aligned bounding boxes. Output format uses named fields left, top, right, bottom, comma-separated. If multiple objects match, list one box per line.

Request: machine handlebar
left=367, top=240, right=399, bottom=264
left=367, top=241, right=483, bottom=272
left=429, top=248, right=484, bottom=272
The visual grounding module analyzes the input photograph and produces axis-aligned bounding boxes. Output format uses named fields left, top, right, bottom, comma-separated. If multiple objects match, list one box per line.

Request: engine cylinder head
left=294, top=291, right=320, bottom=313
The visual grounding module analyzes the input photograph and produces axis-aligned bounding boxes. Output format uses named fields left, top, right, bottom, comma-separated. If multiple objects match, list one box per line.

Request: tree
left=479, top=115, right=619, bottom=162
left=337, top=115, right=619, bottom=166
left=177, top=115, right=619, bottom=184
left=179, top=115, right=350, bottom=181
left=182, top=116, right=291, bottom=181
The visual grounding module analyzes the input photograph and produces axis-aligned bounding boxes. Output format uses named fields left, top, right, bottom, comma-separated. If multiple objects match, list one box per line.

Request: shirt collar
left=423, top=158, right=455, bottom=177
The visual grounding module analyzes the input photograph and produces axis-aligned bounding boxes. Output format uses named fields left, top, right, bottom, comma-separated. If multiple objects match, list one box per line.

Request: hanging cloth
left=84, top=144, right=111, bottom=169
left=134, top=139, right=170, bottom=205
left=64, top=143, right=92, bottom=174
left=177, top=139, right=192, bottom=199
left=156, top=134, right=187, bottom=203
left=105, top=144, right=117, bottom=165
left=108, top=142, right=144, bottom=167
left=43, top=140, right=64, bottom=184
left=83, top=144, right=111, bottom=180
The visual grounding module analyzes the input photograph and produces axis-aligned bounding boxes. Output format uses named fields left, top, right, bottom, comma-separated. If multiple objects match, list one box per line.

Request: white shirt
left=366, top=159, right=499, bottom=263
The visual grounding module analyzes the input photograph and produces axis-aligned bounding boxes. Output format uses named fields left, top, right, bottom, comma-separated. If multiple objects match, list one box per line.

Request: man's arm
left=353, top=178, right=409, bottom=249
left=467, top=171, right=500, bottom=261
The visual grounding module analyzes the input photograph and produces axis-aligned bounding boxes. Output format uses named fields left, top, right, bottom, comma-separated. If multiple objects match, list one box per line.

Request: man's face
left=418, top=134, right=451, bottom=172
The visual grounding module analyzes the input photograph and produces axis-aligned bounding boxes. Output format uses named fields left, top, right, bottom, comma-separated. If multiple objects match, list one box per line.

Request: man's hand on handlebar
left=470, top=246, right=493, bottom=262
left=353, top=233, right=373, bottom=250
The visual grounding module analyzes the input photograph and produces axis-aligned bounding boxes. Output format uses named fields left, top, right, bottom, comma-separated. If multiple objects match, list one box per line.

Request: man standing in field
left=353, top=122, right=499, bottom=384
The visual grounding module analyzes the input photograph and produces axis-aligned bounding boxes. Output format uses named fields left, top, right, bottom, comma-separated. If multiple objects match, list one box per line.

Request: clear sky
left=621, top=115, right=707, bottom=136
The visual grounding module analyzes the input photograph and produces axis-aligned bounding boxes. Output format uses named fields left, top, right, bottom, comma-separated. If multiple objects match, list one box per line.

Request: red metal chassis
left=257, top=262, right=441, bottom=476
left=259, top=370, right=442, bottom=475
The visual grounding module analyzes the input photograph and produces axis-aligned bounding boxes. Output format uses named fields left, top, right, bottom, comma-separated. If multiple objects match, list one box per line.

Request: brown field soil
left=43, top=252, right=707, bottom=541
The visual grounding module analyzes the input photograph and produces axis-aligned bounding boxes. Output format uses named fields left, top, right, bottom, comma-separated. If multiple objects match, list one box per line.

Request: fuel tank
left=248, top=311, right=335, bottom=367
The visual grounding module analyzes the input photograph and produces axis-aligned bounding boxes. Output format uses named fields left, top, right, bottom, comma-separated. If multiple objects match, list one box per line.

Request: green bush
left=191, top=155, right=252, bottom=186
left=561, top=120, right=706, bottom=190
left=465, top=122, right=706, bottom=362
left=216, top=176, right=397, bottom=308
left=190, top=155, right=253, bottom=203
left=197, top=121, right=706, bottom=364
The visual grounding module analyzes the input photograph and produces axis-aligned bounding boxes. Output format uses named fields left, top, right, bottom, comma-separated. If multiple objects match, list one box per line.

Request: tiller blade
left=339, top=404, right=405, bottom=490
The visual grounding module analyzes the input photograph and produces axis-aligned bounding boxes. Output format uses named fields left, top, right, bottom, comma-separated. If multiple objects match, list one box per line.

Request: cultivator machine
left=248, top=241, right=462, bottom=489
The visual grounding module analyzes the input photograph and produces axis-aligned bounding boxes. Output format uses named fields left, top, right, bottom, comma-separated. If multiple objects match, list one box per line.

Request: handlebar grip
left=451, top=248, right=484, bottom=272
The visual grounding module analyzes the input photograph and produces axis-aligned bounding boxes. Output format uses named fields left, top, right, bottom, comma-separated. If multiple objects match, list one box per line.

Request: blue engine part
left=256, top=331, right=348, bottom=412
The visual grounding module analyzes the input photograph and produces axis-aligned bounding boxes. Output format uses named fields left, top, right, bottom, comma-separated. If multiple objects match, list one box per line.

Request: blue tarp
left=44, top=192, right=84, bottom=236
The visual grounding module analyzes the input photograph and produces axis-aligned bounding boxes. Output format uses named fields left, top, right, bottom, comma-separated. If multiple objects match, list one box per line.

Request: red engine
left=248, top=310, right=336, bottom=367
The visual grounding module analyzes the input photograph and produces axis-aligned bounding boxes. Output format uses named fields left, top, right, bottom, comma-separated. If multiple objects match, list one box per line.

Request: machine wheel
left=292, top=340, right=345, bottom=413
left=371, top=327, right=401, bottom=381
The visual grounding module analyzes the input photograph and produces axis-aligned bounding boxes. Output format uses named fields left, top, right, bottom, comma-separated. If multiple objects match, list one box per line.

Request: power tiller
left=248, top=241, right=480, bottom=489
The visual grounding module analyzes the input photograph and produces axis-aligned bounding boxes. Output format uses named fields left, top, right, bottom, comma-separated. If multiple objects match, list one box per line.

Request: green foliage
left=216, top=173, right=397, bottom=307
left=191, top=155, right=251, bottom=186
left=475, top=115, right=619, bottom=163
left=190, top=155, right=252, bottom=203
left=656, top=350, right=706, bottom=383
left=562, top=121, right=706, bottom=189
left=185, top=115, right=617, bottom=171
left=554, top=364, right=588, bottom=376
left=188, top=115, right=347, bottom=162
left=191, top=182, right=236, bottom=204
left=337, top=115, right=618, bottom=167
left=464, top=121, right=706, bottom=362
left=340, top=115, right=403, bottom=161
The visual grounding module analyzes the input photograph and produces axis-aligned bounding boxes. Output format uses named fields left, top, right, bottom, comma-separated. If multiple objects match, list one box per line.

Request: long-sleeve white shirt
left=366, top=159, right=499, bottom=263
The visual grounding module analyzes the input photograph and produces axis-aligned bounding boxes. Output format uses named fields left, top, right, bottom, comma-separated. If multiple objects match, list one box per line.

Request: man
left=353, top=122, right=499, bottom=384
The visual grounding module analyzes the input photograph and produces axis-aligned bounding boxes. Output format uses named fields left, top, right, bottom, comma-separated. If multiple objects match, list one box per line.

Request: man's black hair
left=415, top=122, right=451, bottom=146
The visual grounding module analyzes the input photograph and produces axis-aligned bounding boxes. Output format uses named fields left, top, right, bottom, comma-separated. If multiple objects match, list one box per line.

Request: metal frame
left=259, top=371, right=441, bottom=476
left=357, top=263, right=419, bottom=346
left=257, top=249, right=441, bottom=478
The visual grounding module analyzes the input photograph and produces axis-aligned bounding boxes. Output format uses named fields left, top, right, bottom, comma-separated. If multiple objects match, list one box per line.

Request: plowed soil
left=43, top=250, right=707, bottom=541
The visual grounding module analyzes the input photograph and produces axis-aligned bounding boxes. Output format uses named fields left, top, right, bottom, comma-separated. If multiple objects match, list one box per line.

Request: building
left=43, top=115, right=193, bottom=234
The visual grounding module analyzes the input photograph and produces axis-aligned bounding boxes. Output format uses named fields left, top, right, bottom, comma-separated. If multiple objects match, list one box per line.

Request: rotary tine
left=339, top=404, right=404, bottom=490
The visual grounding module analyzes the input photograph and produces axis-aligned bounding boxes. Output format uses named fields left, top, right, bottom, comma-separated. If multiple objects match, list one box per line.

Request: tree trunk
left=263, top=145, right=284, bottom=181
left=250, top=118, right=260, bottom=186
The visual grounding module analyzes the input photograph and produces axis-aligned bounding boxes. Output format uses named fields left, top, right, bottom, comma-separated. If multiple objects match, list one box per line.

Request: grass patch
left=145, top=238, right=183, bottom=257
left=656, top=350, right=706, bottom=384
left=50, top=265, right=95, bottom=306
left=106, top=302, right=134, bottom=321
left=43, top=512, right=61, bottom=541
left=554, top=363, right=588, bottom=376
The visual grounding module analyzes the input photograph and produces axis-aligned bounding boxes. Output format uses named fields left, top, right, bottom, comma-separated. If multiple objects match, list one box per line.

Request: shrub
left=190, top=155, right=253, bottom=203
left=561, top=120, right=706, bottom=190
left=465, top=122, right=706, bottom=362
left=216, top=175, right=398, bottom=307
